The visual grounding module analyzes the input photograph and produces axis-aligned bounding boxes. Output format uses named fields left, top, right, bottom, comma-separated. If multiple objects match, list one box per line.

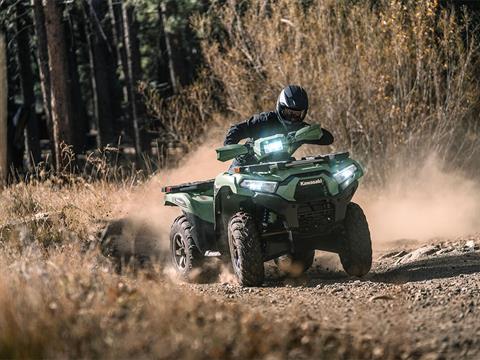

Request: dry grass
left=0, top=180, right=393, bottom=359
left=195, top=0, right=480, bottom=183
left=140, top=73, right=224, bottom=167
left=1, top=1, right=479, bottom=357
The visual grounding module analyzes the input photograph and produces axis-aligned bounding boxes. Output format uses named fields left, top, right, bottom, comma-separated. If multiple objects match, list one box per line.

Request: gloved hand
left=236, top=153, right=257, bottom=166
left=286, top=131, right=296, bottom=144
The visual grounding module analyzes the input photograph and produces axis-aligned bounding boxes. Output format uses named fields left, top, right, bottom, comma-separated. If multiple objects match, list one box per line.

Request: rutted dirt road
left=184, top=237, right=480, bottom=359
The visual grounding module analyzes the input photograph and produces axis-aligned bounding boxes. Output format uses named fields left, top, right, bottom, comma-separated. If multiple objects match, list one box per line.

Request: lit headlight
left=263, top=140, right=284, bottom=154
left=333, top=164, right=357, bottom=184
left=240, top=180, right=278, bottom=193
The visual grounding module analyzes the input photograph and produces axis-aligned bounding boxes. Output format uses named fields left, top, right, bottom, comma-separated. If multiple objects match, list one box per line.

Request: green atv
left=163, top=125, right=372, bottom=286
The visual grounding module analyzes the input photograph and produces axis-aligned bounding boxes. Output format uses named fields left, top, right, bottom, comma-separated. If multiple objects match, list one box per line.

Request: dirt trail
left=115, top=146, right=480, bottom=358
left=186, top=237, right=480, bottom=359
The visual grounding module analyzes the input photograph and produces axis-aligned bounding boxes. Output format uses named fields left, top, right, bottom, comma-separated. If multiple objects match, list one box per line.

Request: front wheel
left=228, top=212, right=264, bottom=287
left=338, top=202, right=372, bottom=277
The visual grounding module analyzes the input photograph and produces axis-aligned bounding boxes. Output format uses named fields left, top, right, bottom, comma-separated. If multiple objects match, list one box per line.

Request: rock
left=393, top=250, right=409, bottom=258
left=464, top=240, right=476, bottom=252
left=369, top=294, right=395, bottom=302
left=379, top=250, right=405, bottom=260
left=395, top=245, right=439, bottom=264
left=435, top=246, right=454, bottom=255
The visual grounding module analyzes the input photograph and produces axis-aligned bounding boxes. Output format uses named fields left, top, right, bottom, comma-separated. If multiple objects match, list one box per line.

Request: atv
left=163, top=124, right=372, bottom=286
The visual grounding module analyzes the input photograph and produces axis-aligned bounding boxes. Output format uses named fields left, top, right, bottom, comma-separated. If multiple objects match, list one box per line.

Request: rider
left=224, top=85, right=334, bottom=166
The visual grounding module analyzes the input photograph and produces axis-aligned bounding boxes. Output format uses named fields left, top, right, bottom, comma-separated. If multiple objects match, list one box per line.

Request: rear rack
left=162, top=179, right=215, bottom=193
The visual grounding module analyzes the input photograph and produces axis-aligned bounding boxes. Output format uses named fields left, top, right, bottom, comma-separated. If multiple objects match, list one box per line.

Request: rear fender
left=164, top=193, right=214, bottom=223
left=165, top=193, right=192, bottom=211
left=164, top=193, right=215, bottom=253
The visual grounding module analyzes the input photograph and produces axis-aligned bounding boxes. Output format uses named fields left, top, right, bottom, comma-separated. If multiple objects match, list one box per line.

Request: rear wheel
left=228, top=212, right=264, bottom=287
left=170, top=215, right=203, bottom=281
left=275, top=251, right=315, bottom=276
left=339, top=202, right=372, bottom=277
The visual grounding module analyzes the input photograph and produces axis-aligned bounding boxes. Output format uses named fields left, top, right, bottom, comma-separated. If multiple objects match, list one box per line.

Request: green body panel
left=164, top=157, right=364, bottom=220
left=165, top=192, right=214, bottom=223
left=213, top=158, right=363, bottom=202
left=294, top=124, right=323, bottom=142
left=216, top=144, right=249, bottom=162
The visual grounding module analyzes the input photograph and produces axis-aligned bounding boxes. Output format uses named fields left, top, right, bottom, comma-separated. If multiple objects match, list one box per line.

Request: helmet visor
left=281, top=107, right=306, bottom=122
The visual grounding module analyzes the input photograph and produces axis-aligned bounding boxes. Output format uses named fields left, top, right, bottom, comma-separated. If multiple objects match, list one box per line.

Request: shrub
left=195, top=0, right=480, bottom=183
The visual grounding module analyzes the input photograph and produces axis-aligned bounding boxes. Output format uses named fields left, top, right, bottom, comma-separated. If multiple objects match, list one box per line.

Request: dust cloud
left=359, top=156, right=480, bottom=247
left=115, top=146, right=480, bottom=260
left=116, top=141, right=226, bottom=249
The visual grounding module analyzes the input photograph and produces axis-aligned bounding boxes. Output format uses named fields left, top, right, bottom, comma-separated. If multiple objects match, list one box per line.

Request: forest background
left=1, top=1, right=480, bottom=358
left=0, top=0, right=480, bottom=184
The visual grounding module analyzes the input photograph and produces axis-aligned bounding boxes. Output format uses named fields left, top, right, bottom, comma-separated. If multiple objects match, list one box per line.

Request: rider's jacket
left=224, top=111, right=334, bottom=145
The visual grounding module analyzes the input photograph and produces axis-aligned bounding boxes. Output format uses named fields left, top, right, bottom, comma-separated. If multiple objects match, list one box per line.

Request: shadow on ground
left=370, top=253, right=480, bottom=284
left=263, top=252, right=480, bottom=287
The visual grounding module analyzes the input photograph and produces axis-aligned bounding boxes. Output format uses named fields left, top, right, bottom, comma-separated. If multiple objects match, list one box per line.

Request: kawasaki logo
left=299, top=178, right=324, bottom=186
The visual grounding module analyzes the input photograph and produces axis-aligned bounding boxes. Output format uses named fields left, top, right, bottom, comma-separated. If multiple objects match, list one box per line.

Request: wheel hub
left=173, top=234, right=187, bottom=270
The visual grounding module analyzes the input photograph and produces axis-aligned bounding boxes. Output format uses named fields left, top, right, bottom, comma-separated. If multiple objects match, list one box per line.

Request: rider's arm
left=224, top=114, right=266, bottom=145
left=224, top=120, right=250, bottom=145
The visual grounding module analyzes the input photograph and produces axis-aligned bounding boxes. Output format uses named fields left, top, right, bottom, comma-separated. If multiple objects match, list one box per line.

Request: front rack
left=238, top=152, right=350, bottom=173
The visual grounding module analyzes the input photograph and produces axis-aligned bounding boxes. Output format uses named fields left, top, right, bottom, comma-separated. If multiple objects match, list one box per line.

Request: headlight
left=333, top=164, right=357, bottom=184
left=240, top=179, right=278, bottom=193
left=263, top=140, right=284, bottom=154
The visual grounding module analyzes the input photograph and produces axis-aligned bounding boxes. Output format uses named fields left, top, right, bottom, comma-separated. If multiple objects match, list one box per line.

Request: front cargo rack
left=239, top=152, right=350, bottom=173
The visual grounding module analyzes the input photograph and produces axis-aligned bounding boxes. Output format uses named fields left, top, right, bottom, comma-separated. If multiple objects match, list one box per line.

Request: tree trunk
left=156, top=4, right=171, bottom=90
left=5, top=29, right=24, bottom=176
left=16, top=1, right=41, bottom=168
left=126, top=4, right=149, bottom=152
left=108, top=0, right=130, bottom=140
left=84, top=0, right=122, bottom=148
left=160, top=1, right=180, bottom=94
left=0, top=32, right=7, bottom=185
left=122, top=3, right=144, bottom=157
left=64, top=8, right=89, bottom=153
left=112, top=0, right=139, bottom=152
left=108, top=0, right=123, bottom=73
left=43, top=0, right=74, bottom=171
left=162, top=1, right=191, bottom=92
left=32, top=0, right=54, bottom=163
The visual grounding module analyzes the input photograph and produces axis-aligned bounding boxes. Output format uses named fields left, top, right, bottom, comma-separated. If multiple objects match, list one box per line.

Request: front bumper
left=252, top=180, right=358, bottom=258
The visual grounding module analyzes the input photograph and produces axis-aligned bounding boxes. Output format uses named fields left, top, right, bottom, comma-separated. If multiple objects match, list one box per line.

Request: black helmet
left=276, top=85, right=308, bottom=124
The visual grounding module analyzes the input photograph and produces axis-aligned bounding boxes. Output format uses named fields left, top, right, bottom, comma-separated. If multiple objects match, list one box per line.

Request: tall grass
left=0, top=180, right=396, bottom=359
left=0, top=2, right=478, bottom=356
left=140, top=73, right=223, bottom=167
left=194, top=0, right=480, bottom=183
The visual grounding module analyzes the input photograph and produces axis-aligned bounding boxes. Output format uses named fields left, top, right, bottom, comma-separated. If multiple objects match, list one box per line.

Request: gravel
left=189, top=236, right=480, bottom=359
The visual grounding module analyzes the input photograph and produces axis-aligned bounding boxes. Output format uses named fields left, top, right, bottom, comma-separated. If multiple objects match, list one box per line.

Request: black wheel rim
left=173, top=234, right=187, bottom=270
